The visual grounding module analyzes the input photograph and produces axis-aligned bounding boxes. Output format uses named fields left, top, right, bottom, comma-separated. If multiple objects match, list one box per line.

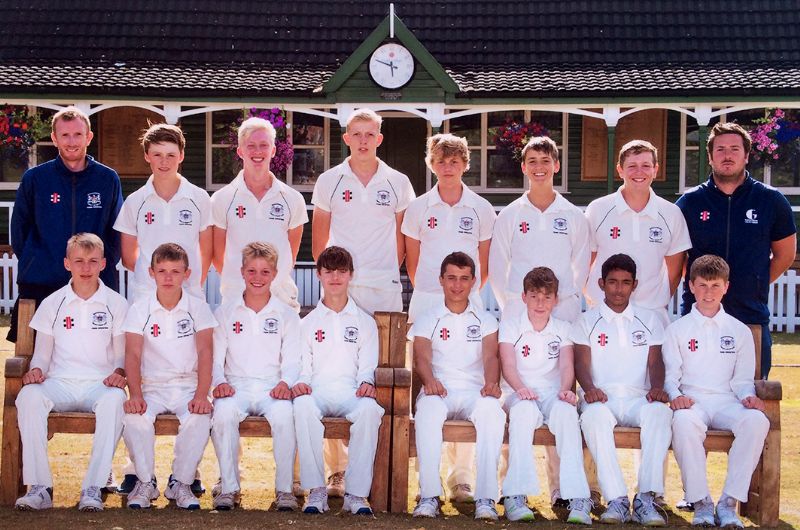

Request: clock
left=368, top=43, right=415, bottom=90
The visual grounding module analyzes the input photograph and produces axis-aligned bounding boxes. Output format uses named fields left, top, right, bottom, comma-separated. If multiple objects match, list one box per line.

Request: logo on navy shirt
left=632, top=330, right=647, bottom=346
left=458, top=217, right=474, bottom=233
left=688, top=338, right=699, bottom=352
left=269, top=203, right=285, bottom=220
left=648, top=227, right=664, bottom=243
left=439, top=328, right=450, bottom=340
left=375, top=189, right=391, bottom=206
left=150, top=324, right=160, bottom=337
left=232, top=321, right=243, bottom=334
left=86, top=192, right=102, bottom=209
left=427, top=216, right=438, bottom=229
left=700, top=211, right=711, bottom=221
left=63, top=316, right=74, bottom=329
left=264, top=318, right=278, bottom=334
left=597, top=333, right=608, bottom=346
left=176, top=319, right=193, bottom=338
left=178, top=209, right=193, bottom=226
left=91, top=311, right=108, bottom=329
left=50, top=193, right=60, bottom=204
left=519, top=221, right=530, bottom=234
left=720, top=336, right=736, bottom=351
left=547, top=340, right=561, bottom=359
left=522, top=344, right=530, bottom=357
left=553, top=217, right=568, bottom=233
left=315, top=329, right=326, bottom=342
left=145, top=211, right=156, bottom=225
left=342, top=190, right=353, bottom=202
left=466, top=324, right=481, bottom=341
left=236, top=205, right=247, bottom=219
left=344, top=326, right=359, bottom=343
left=745, top=209, right=759, bottom=224
left=610, top=226, right=622, bottom=239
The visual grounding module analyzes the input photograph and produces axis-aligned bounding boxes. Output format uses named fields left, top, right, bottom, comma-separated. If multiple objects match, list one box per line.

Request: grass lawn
left=0, top=330, right=797, bottom=528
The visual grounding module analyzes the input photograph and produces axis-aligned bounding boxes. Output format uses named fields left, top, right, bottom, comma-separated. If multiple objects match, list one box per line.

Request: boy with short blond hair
left=122, top=243, right=217, bottom=510
left=14, top=233, right=129, bottom=512
left=210, top=242, right=301, bottom=511
left=114, top=123, right=212, bottom=300
left=664, top=255, right=769, bottom=528
left=499, top=267, right=592, bottom=524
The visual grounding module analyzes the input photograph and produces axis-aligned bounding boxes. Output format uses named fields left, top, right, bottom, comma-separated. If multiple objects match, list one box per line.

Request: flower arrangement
left=495, top=118, right=550, bottom=160
left=749, top=108, right=800, bottom=163
left=228, top=107, right=294, bottom=174
left=0, top=105, right=49, bottom=164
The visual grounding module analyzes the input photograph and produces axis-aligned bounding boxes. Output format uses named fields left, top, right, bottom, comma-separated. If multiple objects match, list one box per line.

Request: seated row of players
left=16, top=232, right=769, bottom=528
left=16, top=235, right=382, bottom=516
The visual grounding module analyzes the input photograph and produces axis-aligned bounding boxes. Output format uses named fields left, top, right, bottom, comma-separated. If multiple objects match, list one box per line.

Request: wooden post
left=369, top=367, right=394, bottom=512
left=606, top=125, right=617, bottom=194
left=390, top=368, right=412, bottom=513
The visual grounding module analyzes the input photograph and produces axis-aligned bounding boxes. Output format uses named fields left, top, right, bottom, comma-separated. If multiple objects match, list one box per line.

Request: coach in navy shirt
left=677, top=122, right=796, bottom=378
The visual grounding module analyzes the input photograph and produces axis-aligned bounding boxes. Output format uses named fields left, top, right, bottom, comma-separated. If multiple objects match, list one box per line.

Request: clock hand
left=376, top=59, right=393, bottom=67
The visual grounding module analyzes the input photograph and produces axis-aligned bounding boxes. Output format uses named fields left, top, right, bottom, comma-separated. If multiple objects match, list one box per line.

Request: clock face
left=368, top=43, right=415, bottom=90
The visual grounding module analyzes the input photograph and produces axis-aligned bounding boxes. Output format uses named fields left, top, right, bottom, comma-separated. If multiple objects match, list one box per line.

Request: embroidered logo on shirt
left=63, top=316, right=74, bottom=329
left=522, top=344, right=530, bottom=357
left=439, top=328, right=450, bottom=340
left=178, top=209, right=193, bottom=226
left=700, top=211, right=710, bottom=221
left=597, top=333, right=608, bottom=346
left=91, top=311, right=108, bottom=329
left=720, top=336, right=736, bottom=351
left=648, top=226, right=664, bottom=243
left=342, top=190, right=353, bottom=203
left=688, top=338, right=699, bottom=352
left=145, top=211, right=156, bottom=225
left=315, top=329, right=326, bottom=342
left=553, top=217, right=568, bottom=233
left=745, top=209, right=759, bottom=224
left=150, top=324, right=160, bottom=337
left=519, top=221, right=530, bottom=234
left=428, top=216, right=438, bottom=229
left=86, top=192, right=102, bottom=209
left=458, top=217, right=474, bottom=233
left=610, top=226, right=622, bottom=239
left=232, top=321, right=243, bottom=334
left=236, top=205, right=247, bottom=218
left=264, top=318, right=278, bottom=334
left=50, top=193, right=60, bottom=204
left=176, top=319, right=193, bottom=338
left=631, top=330, right=647, bottom=346
left=269, top=203, right=286, bottom=220
left=547, top=340, right=561, bottom=359
left=375, top=189, right=391, bottom=206
left=344, top=326, right=359, bottom=343
left=466, top=324, right=481, bottom=341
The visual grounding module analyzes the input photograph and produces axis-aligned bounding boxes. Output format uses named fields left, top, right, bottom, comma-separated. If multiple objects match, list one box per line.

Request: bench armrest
left=4, top=356, right=30, bottom=379
left=392, top=368, right=412, bottom=388
left=755, top=380, right=782, bottom=401
left=374, top=367, right=394, bottom=388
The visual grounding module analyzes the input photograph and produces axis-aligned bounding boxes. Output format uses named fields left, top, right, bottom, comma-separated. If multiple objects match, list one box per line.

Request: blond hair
left=346, top=108, right=382, bottom=131
left=238, top=117, right=276, bottom=144
left=52, top=106, right=91, bottom=133
left=66, top=232, right=104, bottom=257
left=425, top=133, right=470, bottom=171
left=241, top=241, right=279, bottom=269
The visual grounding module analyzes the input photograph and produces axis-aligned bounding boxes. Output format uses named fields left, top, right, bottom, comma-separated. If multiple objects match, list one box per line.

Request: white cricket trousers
left=293, top=388, right=384, bottom=497
left=211, top=379, right=296, bottom=494
left=16, top=378, right=125, bottom=489
left=415, top=390, right=505, bottom=501
left=503, top=394, right=590, bottom=499
left=580, top=395, right=672, bottom=500
left=672, top=395, right=769, bottom=503
left=347, top=285, right=402, bottom=315
left=123, top=383, right=211, bottom=485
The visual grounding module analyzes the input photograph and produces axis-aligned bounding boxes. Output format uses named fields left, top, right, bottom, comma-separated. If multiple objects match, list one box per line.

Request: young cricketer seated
left=210, top=242, right=301, bottom=511
left=411, top=251, right=505, bottom=521
left=292, top=246, right=384, bottom=516
left=122, top=242, right=217, bottom=510
left=14, top=233, right=129, bottom=512
left=572, top=253, right=672, bottom=526
left=499, top=267, right=592, bottom=524
left=664, top=255, right=770, bottom=528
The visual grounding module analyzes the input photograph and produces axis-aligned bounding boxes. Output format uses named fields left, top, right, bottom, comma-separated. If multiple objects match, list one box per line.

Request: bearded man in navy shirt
left=677, top=122, right=796, bottom=378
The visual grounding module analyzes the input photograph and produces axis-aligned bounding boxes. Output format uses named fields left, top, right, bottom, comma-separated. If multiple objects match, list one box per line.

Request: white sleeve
left=111, top=334, right=125, bottom=371
left=488, top=208, right=513, bottom=309
left=111, top=297, right=128, bottom=337
left=649, top=315, right=665, bottom=346
left=288, top=190, right=309, bottom=230
left=297, top=317, right=314, bottom=385
left=569, top=317, right=591, bottom=346
left=667, top=208, right=692, bottom=256
left=356, top=315, right=379, bottom=385
left=197, top=191, right=213, bottom=231
left=400, top=199, right=422, bottom=239
left=571, top=212, right=592, bottom=294
left=122, top=304, right=146, bottom=335
left=662, top=323, right=684, bottom=400
left=311, top=174, right=332, bottom=212
left=407, top=311, right=435, bottom=341
left=113, top=194, right=140, bottom=236
left=210, top=187, right=231, bottom=230
left=211, top=307, right=228, bottom=387
left=479, top=201, right=497, bottom=241
left=497, top=315, right=517, bottom=344
left=395, top=174, right=415, bottom=212
left=556, top=319, right=574, bottom=347
left=279, top=312, right=302, bottom=386
left=584, top=200, right=600, bottom=252
left=193, top=301, right=218, bottom=332
left=482, top=313, right=499, bottom=336
left=29, top=331, right=55, bottom=375
left=731, top=327, right=757, bottom=400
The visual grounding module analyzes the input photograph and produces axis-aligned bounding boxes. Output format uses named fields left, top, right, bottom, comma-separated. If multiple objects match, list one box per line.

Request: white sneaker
left=343, top=493, right=373, bottom=515
left=302, top=486, right=329, bottom=514
left=78, top=486, right=104, bottom=512
left=600, top=496, right=630, bottom=524
left=412, top=496, right=439, bottom=518
left=450, top=482, right=475, bottom=503
left=275, top=491, right=299, bottom=511
left=475, top=498, right=499, bottom=521
left=716, top=495, right=744, bottom=529
left=692, top=496, right=715, bottom=527
left=503, top=495, right=534, bottom=521
left=633, top=492, right=667, bottom=526
left=567, top=497, right=593, bottom=525
left=15, top=485, right=53, bottom=511
left=326, top=471, right=345, bottom=498
left=165, top=478, right=200, bottom=510
left=212, top=490, right=240, bottom=511
left=127, top=479, right=158, bottom=509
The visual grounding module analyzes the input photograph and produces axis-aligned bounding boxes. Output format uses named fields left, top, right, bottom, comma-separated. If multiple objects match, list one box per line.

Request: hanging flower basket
left=0, top=105, right=50, bottom=165
left=750, top=108, right=800, bottom=163
left=494, top=118, right=550, bottom=161
left=226, top=107, right=294, bottom=174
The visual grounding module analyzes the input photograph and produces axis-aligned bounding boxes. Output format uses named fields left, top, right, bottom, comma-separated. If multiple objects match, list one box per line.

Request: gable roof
left=1, top=1, right=799, bottom=98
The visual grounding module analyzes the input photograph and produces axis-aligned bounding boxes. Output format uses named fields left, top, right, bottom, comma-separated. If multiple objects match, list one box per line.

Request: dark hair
left=520, top=136, right=559, bottom=162
left=601, top=253, right=637, bottom=281
left=522, top=267, right=559, bottom=295
left=707, top=122, right=752, bottom=154
left=439, top=251, right=475, bottom=278
left=151, top=242, right=189, bottom=269
left=690, top=254, right=730, bottom=282
left=316, top=246, right=354, bottom=272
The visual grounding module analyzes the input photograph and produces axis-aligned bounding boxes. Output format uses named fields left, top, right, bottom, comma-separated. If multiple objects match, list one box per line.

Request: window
left=445, top=110, right=567, bottom=192
left=290, top=111, right=328, bottom=189
left=679, top=112, right=721, bottom=190
left=1, top=106, right=53, bottom=189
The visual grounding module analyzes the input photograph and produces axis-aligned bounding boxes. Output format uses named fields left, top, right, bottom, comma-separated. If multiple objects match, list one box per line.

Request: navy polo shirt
left=676, top=174, right=796, bottom=325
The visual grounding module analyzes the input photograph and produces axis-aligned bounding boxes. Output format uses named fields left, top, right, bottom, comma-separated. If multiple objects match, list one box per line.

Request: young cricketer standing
left=664, top=255, right=769, bottom=528
left=122, top=243, right=217, bottom=510
left=210, top=242, right=301, bottom=511
left=14, top=233, right=128, bottom=512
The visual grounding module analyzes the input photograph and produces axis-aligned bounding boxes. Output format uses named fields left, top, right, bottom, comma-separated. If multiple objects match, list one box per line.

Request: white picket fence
left=0, top=253, right=798, bottom=332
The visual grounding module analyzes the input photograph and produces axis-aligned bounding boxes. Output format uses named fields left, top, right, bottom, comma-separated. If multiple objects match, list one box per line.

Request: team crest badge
left=375, top=190, right=391, bottom=206
left=87, top=192, right=102, bottom=208
left=176, top=319, right=193, bottom=337
left=553, top=218, right=567, bottom=232
left=547, top=340, right=561, bottom=358
left=269, top=203, right=285, bottom=220
left=745, top=209, right=759, bottom=224
left=91, top=311, right=108, bottom=329
left=344, top=326, right=359, bottom=343
left=178, top=209, right=193, bottom=226
left=264, top=318, right=278, bottom=334
left=466, top=324, right=481, bottom=341
left=648, top=227, right=663, bottom=243
left=459, top=217, right=474, bottom=232
left=720, top=336, right=735, bottom=351
left=632, top=330, right=647, bottom=346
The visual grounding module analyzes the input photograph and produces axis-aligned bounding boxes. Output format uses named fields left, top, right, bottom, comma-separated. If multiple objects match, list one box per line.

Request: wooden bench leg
left=1, top=378, right=25, bottom=505
left=389, top=369, right=411, bottom=513
left=369, top=385, right=393, bottom=512
left=743, top=399, right=780, bottom=527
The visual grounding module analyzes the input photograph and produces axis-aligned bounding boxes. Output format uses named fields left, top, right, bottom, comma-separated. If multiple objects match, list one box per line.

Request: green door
left=377, top=118, right=428, bottom=196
